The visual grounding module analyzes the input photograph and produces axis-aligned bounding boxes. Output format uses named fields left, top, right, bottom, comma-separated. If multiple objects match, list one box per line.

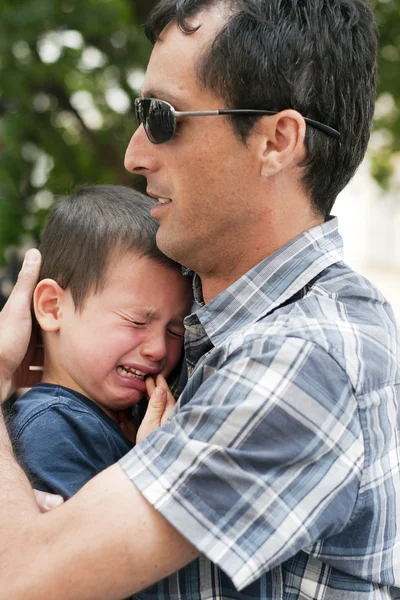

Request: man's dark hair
left=146, top=0, right=377, bottom=217
left=39, top=185, right=178, bottom=309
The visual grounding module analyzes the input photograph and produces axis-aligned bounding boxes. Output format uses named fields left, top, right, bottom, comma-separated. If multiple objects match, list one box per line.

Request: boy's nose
left=139, top=333, right=167, bottom=364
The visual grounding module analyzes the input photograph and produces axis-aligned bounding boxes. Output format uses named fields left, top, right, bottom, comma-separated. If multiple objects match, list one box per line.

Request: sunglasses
left=134, top=97, right=340, bottom=144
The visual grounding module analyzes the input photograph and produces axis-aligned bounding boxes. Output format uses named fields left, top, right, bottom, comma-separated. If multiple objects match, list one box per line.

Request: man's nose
left=124, top=124, right=159, bottom=175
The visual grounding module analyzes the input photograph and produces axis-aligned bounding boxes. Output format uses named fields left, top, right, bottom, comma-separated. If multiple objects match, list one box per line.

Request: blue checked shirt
left=120, top=217, right=400, bottom=600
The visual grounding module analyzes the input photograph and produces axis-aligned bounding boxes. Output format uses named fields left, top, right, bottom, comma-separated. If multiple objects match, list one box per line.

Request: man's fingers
left=33, top=489, right=64, bottom=513
left=11, top=250, right=41, bottom=316
left=0, top=250, right=41, bottom=400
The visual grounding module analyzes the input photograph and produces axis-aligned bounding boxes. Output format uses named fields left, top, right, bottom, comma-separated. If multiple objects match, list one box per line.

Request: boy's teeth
left=158, top=198, right=170, bottom=204
left=117, top=366, right=145, bottom=379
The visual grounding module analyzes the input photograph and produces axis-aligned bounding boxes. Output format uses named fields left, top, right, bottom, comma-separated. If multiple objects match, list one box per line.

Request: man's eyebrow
left=140, top=88, right=185, bottom=107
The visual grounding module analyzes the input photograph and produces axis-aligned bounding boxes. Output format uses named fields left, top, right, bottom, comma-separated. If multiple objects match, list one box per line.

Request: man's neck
left=199, top=214, right=324, bottom=304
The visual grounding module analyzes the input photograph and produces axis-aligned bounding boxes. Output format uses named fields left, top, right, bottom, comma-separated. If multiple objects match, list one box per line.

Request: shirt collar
left=190, top=216, right=343, bottom=346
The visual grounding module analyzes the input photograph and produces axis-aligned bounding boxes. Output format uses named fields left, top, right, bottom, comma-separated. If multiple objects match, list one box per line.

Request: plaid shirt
left=120, top=217, right=400, bottom=600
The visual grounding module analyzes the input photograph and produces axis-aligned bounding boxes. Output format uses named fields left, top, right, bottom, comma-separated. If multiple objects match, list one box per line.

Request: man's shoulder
left=212, top=262, right=399, bottom=393
left=275, top=262, right=396, bottom=342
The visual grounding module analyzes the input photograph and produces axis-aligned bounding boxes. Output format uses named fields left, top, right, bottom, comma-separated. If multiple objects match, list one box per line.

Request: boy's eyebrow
left=128, top=307, right=159, bottom=320
left=125, top=306, right=186, bottom=326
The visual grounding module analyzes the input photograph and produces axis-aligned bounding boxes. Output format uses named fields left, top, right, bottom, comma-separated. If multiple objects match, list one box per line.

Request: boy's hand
left=33, top=489, right=64, bottom=513
left=0, top=249, right=42, bottom=402
left=136, top=375, right=176, bottom=444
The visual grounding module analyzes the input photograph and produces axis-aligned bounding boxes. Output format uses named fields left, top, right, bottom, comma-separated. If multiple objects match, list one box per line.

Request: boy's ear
left=33, top=279, right=65, bottom=333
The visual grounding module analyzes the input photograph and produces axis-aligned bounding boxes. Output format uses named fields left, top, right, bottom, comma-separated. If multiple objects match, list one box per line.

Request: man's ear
left=33, top=279, right=65, bottom=333
left=254, top=109, right=307, bottom=178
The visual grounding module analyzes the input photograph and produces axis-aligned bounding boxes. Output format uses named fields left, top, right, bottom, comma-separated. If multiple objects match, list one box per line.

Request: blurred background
left=0, top=0, right=399, bottom=321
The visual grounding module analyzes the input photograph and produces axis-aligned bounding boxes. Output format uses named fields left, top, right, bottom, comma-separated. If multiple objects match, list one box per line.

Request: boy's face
left=49, top=252, right=192, bottom=413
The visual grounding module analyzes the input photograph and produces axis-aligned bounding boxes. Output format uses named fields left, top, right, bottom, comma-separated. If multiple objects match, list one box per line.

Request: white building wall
left=335, top=159, right=400, bottom=326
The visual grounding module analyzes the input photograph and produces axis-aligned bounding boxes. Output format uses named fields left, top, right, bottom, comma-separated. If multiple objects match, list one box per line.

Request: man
left=0, top=0, right=399, bottom=599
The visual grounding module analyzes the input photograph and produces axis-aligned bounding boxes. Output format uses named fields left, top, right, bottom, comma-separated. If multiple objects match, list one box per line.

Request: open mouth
left=116, top=366, right=146, bottom=380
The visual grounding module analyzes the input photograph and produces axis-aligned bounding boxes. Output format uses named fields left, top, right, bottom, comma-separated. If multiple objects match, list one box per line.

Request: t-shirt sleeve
left=119, top=336, right=363, bottom=591
left=14, top=405, right=119, bottom=499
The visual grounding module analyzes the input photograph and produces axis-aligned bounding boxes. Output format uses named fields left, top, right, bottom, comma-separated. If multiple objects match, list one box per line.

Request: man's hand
left=0, top=249, right=42, bottom=402
left=136, top=375, right=176, bottom=444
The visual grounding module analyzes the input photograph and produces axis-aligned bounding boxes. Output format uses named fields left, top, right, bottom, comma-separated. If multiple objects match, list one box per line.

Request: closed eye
left=168, top=329, right=184, bottom=339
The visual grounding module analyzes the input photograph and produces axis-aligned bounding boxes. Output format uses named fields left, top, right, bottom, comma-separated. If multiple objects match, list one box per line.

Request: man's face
left=52, top=252, right=192, bottom=414
left=124, top=8, right=262, bottom=273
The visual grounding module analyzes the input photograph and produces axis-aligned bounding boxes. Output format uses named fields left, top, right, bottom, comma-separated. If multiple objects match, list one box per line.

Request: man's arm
left=0, top=458, right=199, bottom=599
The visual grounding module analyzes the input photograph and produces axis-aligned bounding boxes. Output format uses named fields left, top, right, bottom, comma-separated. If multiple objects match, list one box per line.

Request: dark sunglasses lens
left=134, top=98, right=143, bottom=126
left=140, top=99, right=175, bottom=143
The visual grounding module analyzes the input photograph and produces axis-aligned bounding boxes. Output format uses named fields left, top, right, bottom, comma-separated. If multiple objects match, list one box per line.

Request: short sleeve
left=14, top=405, right=119, bottom=499
left=120, top=336, right=363, bottom=590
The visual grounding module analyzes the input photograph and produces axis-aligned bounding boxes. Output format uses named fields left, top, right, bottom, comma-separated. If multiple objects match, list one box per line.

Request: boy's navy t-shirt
left=8, top=383, right=133, bottom=499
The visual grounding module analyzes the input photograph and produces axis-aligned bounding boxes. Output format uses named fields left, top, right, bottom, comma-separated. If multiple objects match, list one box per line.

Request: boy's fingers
left=145, top=376, right=156, bottom=398
left=136, top=386, right=167, bottom=444
left=155, top=374, right=176, bottom=411
left=33, top=489, right=64, bottom=513
left=146, top=386, right=167, bottom=423
left=138, top=375, right=177, bottom=443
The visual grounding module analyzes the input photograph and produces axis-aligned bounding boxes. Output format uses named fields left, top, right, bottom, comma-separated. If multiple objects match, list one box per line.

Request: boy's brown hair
left=39, top=185, right=179, bottom=310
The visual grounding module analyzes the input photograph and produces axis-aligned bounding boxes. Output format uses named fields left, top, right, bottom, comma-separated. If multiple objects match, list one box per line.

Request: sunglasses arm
left=172, top=109, right=340, bottom=138
left=173, top=109, right=221, bottom=117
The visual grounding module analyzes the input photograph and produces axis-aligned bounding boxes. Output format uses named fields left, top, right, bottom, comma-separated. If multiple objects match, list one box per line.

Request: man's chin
left=156, top=231, right=186, bottom=265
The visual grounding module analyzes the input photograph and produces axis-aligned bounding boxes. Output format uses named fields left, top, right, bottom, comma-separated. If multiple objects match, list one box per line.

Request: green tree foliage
left=373, top=0, right=400, bottom=188
left=0, top=0, right=156, bottom=273
left=0, top=0, right=399, bottom=283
